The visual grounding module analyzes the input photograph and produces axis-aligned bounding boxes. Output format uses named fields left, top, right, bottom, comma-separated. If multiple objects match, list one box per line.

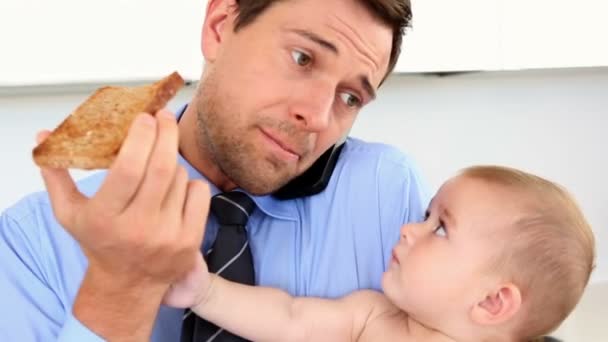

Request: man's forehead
left=271, top=0, right=393, bottom=64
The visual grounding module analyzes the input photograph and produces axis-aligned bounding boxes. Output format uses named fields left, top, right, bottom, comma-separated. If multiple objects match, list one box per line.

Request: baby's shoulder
left=343, top=290, right=400, bottom=325
left=345, top=290, right=393, bottom=307
left=350, top=291, right=412, bottom=342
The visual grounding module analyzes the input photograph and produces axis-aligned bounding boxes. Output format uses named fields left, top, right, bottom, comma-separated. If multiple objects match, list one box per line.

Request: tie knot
left=211, top=191, right=256, bottom=226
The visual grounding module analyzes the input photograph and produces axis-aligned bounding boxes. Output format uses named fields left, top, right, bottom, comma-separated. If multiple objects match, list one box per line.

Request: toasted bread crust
left=33, top=72, right=184, bottom=169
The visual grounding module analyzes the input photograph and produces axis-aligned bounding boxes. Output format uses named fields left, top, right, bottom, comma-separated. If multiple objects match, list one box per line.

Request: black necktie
left=181, top=191, right=256, bottom=342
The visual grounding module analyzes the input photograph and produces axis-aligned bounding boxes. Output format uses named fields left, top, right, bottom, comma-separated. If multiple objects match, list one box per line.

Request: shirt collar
left=175, top=104, right=298, bottom=222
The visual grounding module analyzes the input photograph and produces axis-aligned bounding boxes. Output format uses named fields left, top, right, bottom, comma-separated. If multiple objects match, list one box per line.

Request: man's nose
left=288, top=79, right=334, bottom=132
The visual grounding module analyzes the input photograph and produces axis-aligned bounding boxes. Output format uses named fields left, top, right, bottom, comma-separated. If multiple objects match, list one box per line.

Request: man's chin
left=233, top=174, right=294, bottom=196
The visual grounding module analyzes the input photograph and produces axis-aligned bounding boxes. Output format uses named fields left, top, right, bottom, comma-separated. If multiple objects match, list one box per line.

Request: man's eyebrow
left=290, top=29, right=339, bottom=54
left=290, top=29, right=377, bottom=101
left=360, top=75, right=377, bottom=101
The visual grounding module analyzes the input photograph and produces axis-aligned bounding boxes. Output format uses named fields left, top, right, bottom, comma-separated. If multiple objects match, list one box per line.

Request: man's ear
left=471, top=283, right=522, bottom=326
left=201, top=0, right=238, bottom=62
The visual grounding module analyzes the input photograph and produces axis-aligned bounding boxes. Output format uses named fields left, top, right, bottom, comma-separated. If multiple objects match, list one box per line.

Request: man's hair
left=232, top=0, right=412, bottom=83
left=460, top=166, right=596, bottom=340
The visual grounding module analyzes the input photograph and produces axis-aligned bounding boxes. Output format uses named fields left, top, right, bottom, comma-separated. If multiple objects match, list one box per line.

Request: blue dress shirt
left=0, top=135, right=429, bottom=341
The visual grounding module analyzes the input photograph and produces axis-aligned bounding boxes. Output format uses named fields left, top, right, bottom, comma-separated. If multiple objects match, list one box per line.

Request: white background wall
left=3, top=0, right=608, bottom=85
left=1, top=67, right=606, bottom=284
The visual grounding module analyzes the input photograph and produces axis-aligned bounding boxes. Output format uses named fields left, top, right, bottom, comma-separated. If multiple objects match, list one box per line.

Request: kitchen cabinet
left=395, top=0, right=608, bottom=72
left=500, top=0, right=608, bottom=70
left=396, top=0, right=503, bottom=73
left=2, top=0, right=607, bottom=86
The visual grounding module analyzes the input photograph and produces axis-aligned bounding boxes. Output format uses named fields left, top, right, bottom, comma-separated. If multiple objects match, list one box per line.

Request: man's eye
left=339, top=92, right=361, bottom=108
left=291, top=50, right=312, bottom=66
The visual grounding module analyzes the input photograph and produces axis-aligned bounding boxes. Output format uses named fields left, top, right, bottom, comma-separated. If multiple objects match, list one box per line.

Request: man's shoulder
left=342, top=137, right=410, bottom=161
left=0, top=173, right=101, bottom=318
left=1, top=170, right=106, bottom=271
left=338, top=137, right=421, bottom=180
left=328, top=137, right=430, bottom=219
left=2, top=171, right=107, bottom=225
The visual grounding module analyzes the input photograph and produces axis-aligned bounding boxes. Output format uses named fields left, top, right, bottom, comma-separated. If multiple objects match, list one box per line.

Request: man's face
left=195, top=0, right=392, bottom=194
left=382, top=176, right=517, bottom=327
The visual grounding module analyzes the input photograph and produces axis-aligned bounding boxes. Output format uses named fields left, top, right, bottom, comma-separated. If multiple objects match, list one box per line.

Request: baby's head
left=382, top=165, right=595, bottom=341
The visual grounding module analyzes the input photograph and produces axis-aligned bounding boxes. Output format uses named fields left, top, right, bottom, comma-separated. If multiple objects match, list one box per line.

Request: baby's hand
left=162, top=252, right=212, bottom=309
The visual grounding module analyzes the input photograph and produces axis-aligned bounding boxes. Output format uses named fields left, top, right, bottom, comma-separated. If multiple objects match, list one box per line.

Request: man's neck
left=177, top=103, right=237, bottom=191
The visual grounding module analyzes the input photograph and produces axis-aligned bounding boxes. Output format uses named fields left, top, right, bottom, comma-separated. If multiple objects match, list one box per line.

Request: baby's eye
left=291, top=50, right=312, bottom=67
left=339, top=92, right=361, bottom=108
left=433, top=224, right=447, bottom=238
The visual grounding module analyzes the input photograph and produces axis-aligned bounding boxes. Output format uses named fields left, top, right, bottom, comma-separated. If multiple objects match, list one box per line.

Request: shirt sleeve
left=0, top=209, right=104, bottom=342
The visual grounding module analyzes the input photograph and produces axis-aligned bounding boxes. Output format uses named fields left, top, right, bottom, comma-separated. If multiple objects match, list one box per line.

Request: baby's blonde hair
left=460, top=165, right=596, bottom=340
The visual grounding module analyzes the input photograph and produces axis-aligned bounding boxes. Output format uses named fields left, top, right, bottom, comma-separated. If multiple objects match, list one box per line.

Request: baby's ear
left=471, top=283, right=522, bottom=326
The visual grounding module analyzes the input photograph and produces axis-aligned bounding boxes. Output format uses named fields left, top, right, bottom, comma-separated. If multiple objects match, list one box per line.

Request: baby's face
left=382, top=175, right=518, bottom=327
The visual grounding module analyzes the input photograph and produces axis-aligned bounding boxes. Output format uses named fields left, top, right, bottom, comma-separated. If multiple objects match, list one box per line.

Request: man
left=0, top=0, right=428, bottom=340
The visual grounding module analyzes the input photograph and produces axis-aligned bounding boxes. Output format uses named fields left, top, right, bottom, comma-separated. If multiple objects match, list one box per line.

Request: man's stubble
left=193, top=72, right=300, bottom=195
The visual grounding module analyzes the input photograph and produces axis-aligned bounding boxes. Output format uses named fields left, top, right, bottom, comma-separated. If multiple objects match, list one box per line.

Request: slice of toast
left=33, top=71, right=185, bottom=170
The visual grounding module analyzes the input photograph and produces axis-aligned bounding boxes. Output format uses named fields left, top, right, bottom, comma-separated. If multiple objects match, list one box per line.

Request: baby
left=164, top=165, right=596, bottom=341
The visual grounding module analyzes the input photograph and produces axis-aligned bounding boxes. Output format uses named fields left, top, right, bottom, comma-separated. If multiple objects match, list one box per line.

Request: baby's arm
left=192, top=275, right=384, bottom=342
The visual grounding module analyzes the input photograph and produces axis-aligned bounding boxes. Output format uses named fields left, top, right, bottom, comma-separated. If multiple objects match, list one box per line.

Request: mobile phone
left=273, top=136, right=346, bottom=199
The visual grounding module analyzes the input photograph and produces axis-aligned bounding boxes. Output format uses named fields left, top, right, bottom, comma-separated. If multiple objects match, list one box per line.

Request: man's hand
left=37, top=110, right=210, bottom=340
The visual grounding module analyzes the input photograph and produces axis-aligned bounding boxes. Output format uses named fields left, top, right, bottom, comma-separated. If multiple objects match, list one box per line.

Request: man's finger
left=134, top=109, right=179, bottom=212
left=39, top=167, right=86, bottom=232
left=35, top=130, right=52, bottom=144
left=162, top=165, right=189, bottom=221
left=95, top=113, right=158, bottom=213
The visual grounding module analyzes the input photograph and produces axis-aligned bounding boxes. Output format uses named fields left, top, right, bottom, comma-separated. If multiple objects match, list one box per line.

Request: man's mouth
left=259, top=128, right=303, bottom=161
